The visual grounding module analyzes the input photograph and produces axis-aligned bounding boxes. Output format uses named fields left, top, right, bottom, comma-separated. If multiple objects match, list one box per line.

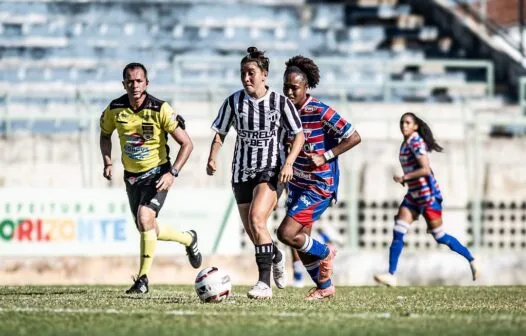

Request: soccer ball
left=194, top=267, right=232, bottom=303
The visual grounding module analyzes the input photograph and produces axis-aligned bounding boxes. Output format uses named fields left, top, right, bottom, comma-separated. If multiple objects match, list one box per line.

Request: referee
left=206, top=47, right=305, bottom=299
left=100, top=62, right=202, bottom=294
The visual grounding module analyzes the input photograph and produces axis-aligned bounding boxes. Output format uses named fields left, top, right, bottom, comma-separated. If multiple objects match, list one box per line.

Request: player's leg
left=278, top=192, right=336, bottom=299
left=294, top=227, right=335, bottom=300
left=124, top=180, right=151, bottom=294
left=374, top=196, right=417, bottom=287
left=233, top=180, right=256, bottom=244
left=246, top=181, right=278, bottom=299
left=151, top=188, right=202, bottom=269
left=425, top=199, right=477, bottom=280
left=267, top=191, right=287, bottom=289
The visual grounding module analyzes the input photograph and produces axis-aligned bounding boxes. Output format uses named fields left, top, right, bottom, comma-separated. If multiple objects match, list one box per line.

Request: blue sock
left=304, top=260, right=320, bottom=285
left=389, top=220, right=410, bottom=274
left=318, top=279, right=332, bottom=289
left=298, top=234, right=329, bottom=260
left=433, top=229, right=474, bottom=262
left=293, top=260, right=303, bottom=281
left=304, top=260, right=332, bottom=289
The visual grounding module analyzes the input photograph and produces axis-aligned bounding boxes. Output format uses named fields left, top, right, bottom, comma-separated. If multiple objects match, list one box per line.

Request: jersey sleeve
left=281, top=98, right=302, bottom=134
left=159, top=102, right=179, bottom=133
left=321, top=107, right=355, bottom=139
left=408, top=136, right=427, bottom=157
left=211, top=97, right=234, bottom=135
left=99, top=106, right=115, bottom=135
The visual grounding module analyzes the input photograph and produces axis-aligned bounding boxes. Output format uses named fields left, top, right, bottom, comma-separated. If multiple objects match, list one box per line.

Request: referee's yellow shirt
left=100, top=93, right=179, bottom=173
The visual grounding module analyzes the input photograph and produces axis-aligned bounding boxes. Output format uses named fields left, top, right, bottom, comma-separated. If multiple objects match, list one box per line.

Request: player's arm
left=170, top=126, right=193, bottom=173
left=207, top=132, right=226, bottom=176
left=279, top=98, right=304, bottom=183
left=156, top=104, right=193, bottom=191
left=280, top=130, right=304, bottom=183
left=308, top=108, right=361, bottom=167
left=99, top=107, right=115, bottom=180
left=157, top=123, right=193, bottom=192
left=100, top=133, right=113, bottom=180
left=207, top=97, right=233, bottom=176
left=395, top=153, right=431, bottom=184
left=330, top=130, right=361, bottom=157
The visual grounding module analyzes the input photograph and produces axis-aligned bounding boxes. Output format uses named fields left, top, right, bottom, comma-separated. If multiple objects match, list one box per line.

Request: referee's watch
left=169, top=167, right=179, bottom=177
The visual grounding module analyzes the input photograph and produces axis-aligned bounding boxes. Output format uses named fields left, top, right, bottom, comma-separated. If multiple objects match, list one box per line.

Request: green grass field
left=0, top=285, right=524, bottom=335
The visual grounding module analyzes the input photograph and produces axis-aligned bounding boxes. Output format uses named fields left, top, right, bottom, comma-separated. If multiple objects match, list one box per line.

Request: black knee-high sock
left=272, top=242, right=282, bottom=264
left=255, top=243, right=273, bottom=286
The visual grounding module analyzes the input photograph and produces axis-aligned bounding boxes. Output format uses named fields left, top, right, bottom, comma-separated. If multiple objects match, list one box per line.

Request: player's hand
left=305, top=152, right=326, bottom=167
left=393, top=175, right=405, bottom=185
left=279, top=162, right=293, bottom=184
left=156, top=172, right=174, bottom=192
left=103, top=165, right=112, bottom=181
left=206, top=158, right=217, bottom=176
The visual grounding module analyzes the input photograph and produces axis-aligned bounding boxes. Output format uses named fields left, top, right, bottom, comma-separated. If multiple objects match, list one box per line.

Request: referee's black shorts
left=124, top=162, right=170, bottom=225
left=232, top=168, right=283, bottom=204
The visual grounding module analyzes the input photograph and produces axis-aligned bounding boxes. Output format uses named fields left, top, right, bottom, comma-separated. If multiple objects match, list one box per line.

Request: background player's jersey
left=399, top=132, right=442, bottom=205
left=100, top=93, right=180, bottom=173
left=211, top=87, right=302, bottom=183
left=289, top=96, right=355, bottom=198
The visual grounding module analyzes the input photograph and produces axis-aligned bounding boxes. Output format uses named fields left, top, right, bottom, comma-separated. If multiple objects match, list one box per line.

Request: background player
left=374, top=112, right=478, bottom=287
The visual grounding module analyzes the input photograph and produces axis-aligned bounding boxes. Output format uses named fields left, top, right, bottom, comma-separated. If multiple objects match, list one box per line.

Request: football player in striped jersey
left=374, top=112, right=478, bottom=287
left=277, top=55, right=361, bottom=300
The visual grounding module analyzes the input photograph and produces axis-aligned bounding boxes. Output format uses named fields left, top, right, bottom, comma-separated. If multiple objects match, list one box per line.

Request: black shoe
left=186, top=230, right=202, bottom=269
left=125, top=274, right=149, bottom=294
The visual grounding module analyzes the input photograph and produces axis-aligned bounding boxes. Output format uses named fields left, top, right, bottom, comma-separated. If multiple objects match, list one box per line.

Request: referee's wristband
left=323, top=150, right=335, bottom=161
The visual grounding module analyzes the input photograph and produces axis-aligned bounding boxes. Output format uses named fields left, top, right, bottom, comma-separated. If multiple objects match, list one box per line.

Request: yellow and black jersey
left=100, top=93, right=182, bottom=173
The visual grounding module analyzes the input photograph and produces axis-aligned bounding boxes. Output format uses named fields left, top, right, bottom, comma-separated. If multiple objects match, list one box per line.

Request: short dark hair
left=122, top=62, right=148, bottom=81
left=240, top=46, right=269, bottom=72
left=285, top=55, right=320, bottom=89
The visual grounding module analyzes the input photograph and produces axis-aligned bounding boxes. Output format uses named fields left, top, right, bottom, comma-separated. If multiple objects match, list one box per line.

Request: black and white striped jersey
left=211, top=87, right=303, bottom=183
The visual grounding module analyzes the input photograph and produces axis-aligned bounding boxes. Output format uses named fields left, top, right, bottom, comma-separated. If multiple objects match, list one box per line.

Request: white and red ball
left=194, top=267, right=232, bottom=303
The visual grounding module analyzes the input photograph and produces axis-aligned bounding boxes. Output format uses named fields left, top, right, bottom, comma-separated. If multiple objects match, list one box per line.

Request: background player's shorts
left=401, top=194, right=443, bottom=221
left=124, top=163, right=170, bottom=226
left=286, top=186, right=332, bottom=228
left=232, top=168, right=282, bottom=204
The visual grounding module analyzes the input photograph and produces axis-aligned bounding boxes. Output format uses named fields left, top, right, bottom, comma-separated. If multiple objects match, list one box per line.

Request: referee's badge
left=142, top=123, right=154, bottom=141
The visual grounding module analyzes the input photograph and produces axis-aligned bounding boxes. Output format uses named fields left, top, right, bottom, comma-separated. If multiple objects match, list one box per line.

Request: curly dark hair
left=402, top=112, right=444, bottom=152
left=240, top=46, right=269, bottom=72
left=284, top=55, right=320, bottom=88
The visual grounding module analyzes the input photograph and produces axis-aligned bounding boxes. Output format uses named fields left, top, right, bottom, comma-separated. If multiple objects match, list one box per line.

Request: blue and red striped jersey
left=288, top=96, right=355, bottom=198
left=399, top=132, right=442, bottom=205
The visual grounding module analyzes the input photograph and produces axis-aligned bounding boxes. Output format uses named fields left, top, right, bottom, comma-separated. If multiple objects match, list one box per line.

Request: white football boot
left=374, top=273, right=397, bottom=287
left=247, top=281, right=272, bottom=299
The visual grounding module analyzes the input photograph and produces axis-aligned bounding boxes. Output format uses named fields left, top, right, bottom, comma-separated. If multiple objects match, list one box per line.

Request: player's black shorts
left=232, top=168, right=282, bottom=204
left=124, top=162, right=171, bottom=225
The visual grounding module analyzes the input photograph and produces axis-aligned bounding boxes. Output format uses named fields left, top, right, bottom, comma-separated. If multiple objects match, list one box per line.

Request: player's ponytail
left=241, top=46, right=269, bottom=72
left=404, top=112, right=444, bottom=152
